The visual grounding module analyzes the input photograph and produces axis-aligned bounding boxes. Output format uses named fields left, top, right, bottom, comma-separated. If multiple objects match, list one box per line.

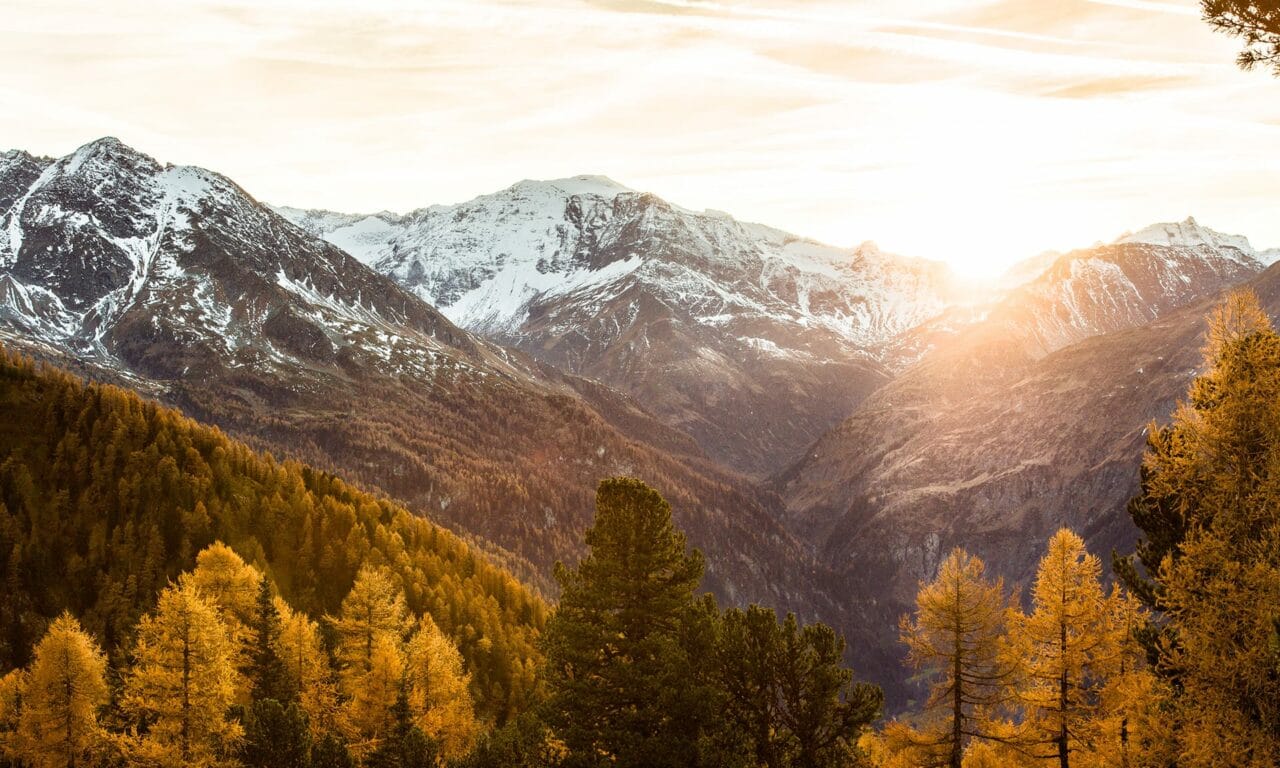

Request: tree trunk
left=1059, top=620, right=1069, bottom=768
left=952, top=599, right=964, bottom=768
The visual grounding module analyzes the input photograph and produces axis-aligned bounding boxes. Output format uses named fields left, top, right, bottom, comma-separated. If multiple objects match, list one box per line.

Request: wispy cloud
left=1, top=0, right=1276, bottom=275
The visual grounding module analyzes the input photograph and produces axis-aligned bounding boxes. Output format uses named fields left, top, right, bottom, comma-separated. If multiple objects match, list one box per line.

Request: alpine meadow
left=2, top=1, right=1280, bottom=767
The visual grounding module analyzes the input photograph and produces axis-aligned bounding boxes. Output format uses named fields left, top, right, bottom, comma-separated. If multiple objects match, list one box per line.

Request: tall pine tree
left=247, top=575, right=294, bottom=703
left=542, top=477, right=706, bottom=768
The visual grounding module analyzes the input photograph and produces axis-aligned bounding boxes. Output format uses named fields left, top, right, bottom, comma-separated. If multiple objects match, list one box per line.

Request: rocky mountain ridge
left=277, top=180, right=961, bottom=476
left=0, top=139, right=860, bottom=674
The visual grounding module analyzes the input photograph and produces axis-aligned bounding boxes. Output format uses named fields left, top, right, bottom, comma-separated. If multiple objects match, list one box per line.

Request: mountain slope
left=776, top=230, right=1270, bottom=602
left=279, top=182, right=959, bottom=476
left=0, top=345, right=545, bottom=721
left=0, top=139, right=856, bottom=663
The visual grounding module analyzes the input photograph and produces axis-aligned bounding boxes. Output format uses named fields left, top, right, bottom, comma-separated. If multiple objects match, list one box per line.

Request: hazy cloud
left=1, top=0, right=1276, bottom=275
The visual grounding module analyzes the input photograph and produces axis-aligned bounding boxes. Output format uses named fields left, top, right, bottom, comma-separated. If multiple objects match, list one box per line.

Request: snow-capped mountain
left=278, top=178, right=952, bottom=349
left=1117, top=216, right=1280, bottom=265
left=0, top=137, right=478, bottom=383
left=0, top=139, right=859, bottom=658
left=989, top=237, right=1265, bottom=358
left=279, top=178, right=961, bottom=476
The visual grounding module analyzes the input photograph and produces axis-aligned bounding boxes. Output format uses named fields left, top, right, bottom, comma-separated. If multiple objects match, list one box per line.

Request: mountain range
left=0, top=138, right=847, bottom=644
left=277, top=180, right=959, bottom=477
left=5, top=136, right=1278, bottom=704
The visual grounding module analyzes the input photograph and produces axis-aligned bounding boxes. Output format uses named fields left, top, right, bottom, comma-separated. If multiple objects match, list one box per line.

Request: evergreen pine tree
left=542, top=477, right=706, bottom=768
left=714, top=605, right=881, bottom=768
left=243, top=698, right=311, bottom=768
left=366, top=688, right=439, bottom=768
left=776, top=614, right=882, bottom=768
left=248, top=575, right=295, bottom=703
left=311, top=733, right=357, bottom=768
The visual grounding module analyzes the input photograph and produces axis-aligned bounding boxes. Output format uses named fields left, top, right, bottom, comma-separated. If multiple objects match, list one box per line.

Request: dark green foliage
left=1113, top=432, right=1187, bottom=673
left=311, top=733, right=357, bottom=768
left=716, top=605, right=785, bottom=768
left=777, top=616, right=881, bottom=768
left=1202, top=0, right=1280, bottom=74
left=0, top=346, right=545, bottom=722
left=715, top=606, right=881, bottom=768
left=250, top=575, right=296, bottom=703
left=243, top=698, right=311, bottom=768
left=366, top=688, right=440, bottom=768
left=1113, top=429, right=1185, bottom=609
left=541, top=477, right=880, bottom=768
left=542, top=477, right=708, bottom=768
left=454, top=712, right=563, bottom=768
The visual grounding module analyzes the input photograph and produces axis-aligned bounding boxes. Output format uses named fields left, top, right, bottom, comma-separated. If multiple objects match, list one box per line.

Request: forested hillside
left=0, top=138, right=854, bottom=646
left=0, top=345, right=546, bottom=724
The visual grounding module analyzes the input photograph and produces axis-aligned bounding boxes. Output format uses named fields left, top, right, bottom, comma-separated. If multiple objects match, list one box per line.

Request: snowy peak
left=1116, top=216, right=1270, bottom=264
left=510, top=174, right=632, bottom=198
left=0, top=136, right=480, bottom=382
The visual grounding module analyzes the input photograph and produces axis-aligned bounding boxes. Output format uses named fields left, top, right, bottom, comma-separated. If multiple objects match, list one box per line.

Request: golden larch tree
left=329, top=565, right=410, bottom=683
left=1078, top=589, right=1156, bottom=768
left=14, top=613, right=109, bottom=768
left=1126, top=292, right=1280, bottom=767
left=274, top=597, right=340, bottom=738
left=0, top=667, right=29, bottom=762
left=404, top=613, right=478, bottom=759
left=121, top=581, right=241, bottom=768
left=1003, top=529, right=1114, bottom=768
left=890, top=548, right=1017, bottom=768
left=344, top=632, right=405, bottom=756
left=181, top=541, right=261, bottom=702
left=329, top=566, right=411, bottom=756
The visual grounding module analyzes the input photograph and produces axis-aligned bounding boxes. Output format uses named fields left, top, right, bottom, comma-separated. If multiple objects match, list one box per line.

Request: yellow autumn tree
left=1003, top=529, right=1115, bottom=768
left=121, top=581, right=241, bottom=768
left=892, top=548, right=1018, bottom=768
left=344, top=633, right=405, bottom=755
left=0, top=668, right=29, bottom=762
left=13, top=613, right=109, bottom=768
left=329, top=565, right=410, bottom=683
left=404, top=614, right=478, bottom=759
left=274, top=598, right=341, bottom=738
left=960, top=738, right=1037, bottom=768
left=1075, top=589, right=1155, bottom=768
left=181, top=542, right=261, bottom=701
left=1122, top=292, right=1280, bottom=767
left=329, top=566, right=412, bottom=755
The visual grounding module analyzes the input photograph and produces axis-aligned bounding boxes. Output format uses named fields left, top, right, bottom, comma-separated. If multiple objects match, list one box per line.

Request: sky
left=2, top=0, right=1278, bottom=277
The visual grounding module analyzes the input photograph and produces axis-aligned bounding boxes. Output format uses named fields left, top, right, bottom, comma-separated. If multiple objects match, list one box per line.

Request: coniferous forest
left=2, top=291, right=1280, bottom=767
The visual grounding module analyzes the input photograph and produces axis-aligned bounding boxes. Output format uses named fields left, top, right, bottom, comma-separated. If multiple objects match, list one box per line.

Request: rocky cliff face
left=279, top=182, right=960, bottom=476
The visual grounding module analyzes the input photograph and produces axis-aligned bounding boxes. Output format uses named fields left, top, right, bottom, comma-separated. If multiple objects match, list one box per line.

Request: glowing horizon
left=3, top=0, right=1278, bottom=277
